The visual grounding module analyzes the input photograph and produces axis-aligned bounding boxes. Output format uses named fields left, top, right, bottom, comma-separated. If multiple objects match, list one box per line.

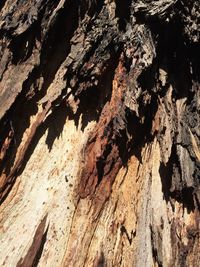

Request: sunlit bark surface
left=0, top=1, right=200, bottom=266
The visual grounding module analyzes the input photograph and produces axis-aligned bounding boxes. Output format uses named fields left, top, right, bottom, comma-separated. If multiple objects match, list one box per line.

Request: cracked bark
left=0, top=0, right=200, bottom=266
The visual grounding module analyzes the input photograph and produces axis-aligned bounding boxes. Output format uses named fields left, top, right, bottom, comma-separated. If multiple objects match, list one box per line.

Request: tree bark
left=0, top=0, right=200, bottom=266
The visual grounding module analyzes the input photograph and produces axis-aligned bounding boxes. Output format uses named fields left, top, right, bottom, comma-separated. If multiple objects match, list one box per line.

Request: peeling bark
left=0, top=0, right=200, bottom=266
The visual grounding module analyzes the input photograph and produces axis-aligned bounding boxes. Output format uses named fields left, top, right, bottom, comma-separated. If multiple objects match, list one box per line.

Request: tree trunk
left=0, top=0, right=200, bottom=266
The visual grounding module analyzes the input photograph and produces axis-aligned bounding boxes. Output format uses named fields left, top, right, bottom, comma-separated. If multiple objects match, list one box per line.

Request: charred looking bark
left=0, top=0, right=200, bottom=266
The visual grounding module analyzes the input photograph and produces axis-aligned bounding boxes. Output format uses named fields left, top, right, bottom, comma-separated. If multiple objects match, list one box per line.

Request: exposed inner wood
left=0, top=0, right=200, bottom=266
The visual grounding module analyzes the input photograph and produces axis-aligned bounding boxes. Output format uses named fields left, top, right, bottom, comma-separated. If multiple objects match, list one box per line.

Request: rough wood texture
left=0, top=0, right=200, bottom=266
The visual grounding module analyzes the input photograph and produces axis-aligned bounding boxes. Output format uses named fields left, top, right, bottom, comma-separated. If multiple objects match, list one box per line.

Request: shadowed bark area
left=0, top=0, right=200, bottom=266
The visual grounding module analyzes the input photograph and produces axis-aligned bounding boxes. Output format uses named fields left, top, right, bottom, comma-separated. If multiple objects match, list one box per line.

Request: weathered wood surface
left=0, top=0, right=200, bottom=266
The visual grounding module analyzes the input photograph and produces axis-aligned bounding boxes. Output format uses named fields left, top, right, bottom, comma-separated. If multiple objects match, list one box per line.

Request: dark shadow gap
left=70, top=46, right=122, bottom=131
left=33, top=224, right=49, bottom=267
left=159, top=144, right=195, bottom=213
left=115, top=0, right=132, bottom=31
left=40, top=0, right=79, bottom=93
left=0, top=0, right=7, bottom=11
